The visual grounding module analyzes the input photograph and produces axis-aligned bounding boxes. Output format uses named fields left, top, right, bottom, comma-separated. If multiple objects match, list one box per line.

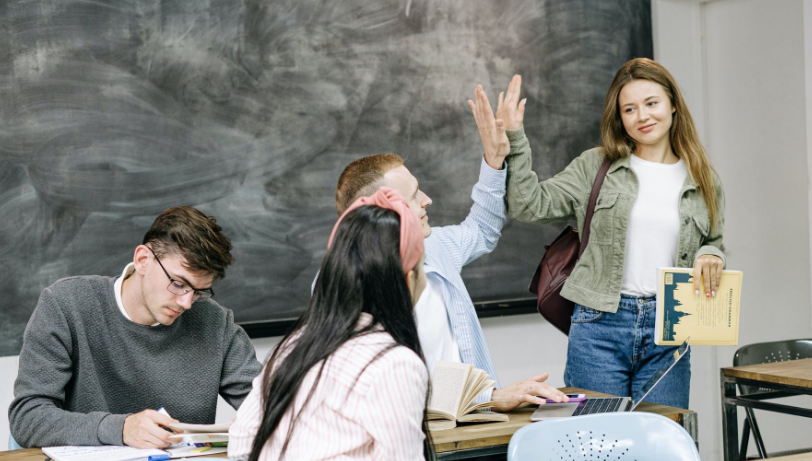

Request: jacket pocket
left=571, top=304, right=605, bottom=324
left=589, top=192, right=619, bottom=246
left=692, top=215, right=710, bottom=246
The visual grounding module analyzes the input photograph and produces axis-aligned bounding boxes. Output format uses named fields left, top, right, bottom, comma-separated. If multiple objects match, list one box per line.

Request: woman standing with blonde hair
left=470, top=58, right=724, bottom=408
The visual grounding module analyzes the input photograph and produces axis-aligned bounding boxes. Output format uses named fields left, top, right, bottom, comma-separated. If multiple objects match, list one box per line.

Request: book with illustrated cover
left=655, top=267, right=743, bottom=346
left=427, top=361, right=508, bottom=431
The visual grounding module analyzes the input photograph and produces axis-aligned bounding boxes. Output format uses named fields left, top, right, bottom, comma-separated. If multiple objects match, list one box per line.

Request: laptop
left=531, top=338, right=690, bottom=421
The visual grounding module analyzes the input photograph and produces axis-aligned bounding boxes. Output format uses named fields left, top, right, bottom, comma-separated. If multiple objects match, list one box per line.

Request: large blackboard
left=0, top=0, right=652, bottom=356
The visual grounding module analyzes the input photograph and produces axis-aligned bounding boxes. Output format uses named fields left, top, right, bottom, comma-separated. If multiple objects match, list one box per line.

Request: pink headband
left=328, top=187, right=424, bottom=274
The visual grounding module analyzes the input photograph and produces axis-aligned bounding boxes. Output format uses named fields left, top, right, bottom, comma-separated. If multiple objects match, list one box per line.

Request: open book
left=164, top=408, right=231, bottom=444
left=42, top=413, right=232, bottom=461
left=427, top=361, right=508, bottom=431
left=655, top=267, right=743, bottom=346
left=42, top=444, right=228, bottom=461
left=166, top=421, right=230, bottom=444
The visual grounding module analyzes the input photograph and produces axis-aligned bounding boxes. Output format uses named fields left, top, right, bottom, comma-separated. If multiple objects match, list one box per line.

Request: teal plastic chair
left=8, top=434, right=23, bottom=450
left=507, top=412, right=700, bottom=461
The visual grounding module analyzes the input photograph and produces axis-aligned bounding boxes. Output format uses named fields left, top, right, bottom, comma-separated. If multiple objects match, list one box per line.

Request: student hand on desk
left=122, top=409, right=183, bottom=449
left=491, top=373, right=569, bottom=412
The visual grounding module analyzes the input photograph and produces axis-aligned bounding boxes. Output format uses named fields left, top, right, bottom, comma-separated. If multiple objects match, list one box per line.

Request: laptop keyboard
left=572, top=398, right=626, bottom=416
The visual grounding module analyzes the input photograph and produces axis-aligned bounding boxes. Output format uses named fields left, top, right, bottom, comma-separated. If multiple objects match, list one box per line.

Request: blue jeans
left=564, top=295, right=691, bottom=409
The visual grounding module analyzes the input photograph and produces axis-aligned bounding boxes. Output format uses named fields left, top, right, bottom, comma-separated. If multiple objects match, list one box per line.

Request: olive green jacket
left=505, top=127, right=725, bottom=313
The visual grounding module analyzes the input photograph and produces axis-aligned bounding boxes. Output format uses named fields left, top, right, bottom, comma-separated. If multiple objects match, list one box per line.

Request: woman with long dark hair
left=228, top=187, right=433, bottom=460
left=469, top=58, right=725, bottom=409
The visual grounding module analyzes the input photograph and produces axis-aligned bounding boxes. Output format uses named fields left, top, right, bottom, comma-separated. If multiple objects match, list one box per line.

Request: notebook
left=42, top=444, right=228, bottom=461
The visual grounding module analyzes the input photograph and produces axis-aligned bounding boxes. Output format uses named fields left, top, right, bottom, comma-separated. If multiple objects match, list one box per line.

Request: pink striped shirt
left=228, top=313, right=429, bottom=460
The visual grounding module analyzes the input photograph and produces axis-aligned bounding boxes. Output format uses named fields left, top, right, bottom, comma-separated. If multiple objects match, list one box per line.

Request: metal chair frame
left=732, top=339, right=812, bottom=460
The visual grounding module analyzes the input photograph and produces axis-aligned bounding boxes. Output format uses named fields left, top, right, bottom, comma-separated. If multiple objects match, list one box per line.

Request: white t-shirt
left=621, top=154, right=688, bottom=297
left=413, top=277, right=461, bottom=375
left=114, top=263, right=160, bottom=326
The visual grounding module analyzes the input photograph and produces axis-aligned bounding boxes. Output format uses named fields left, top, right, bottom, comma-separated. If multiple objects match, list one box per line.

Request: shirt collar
left=608, top=153, right=698, bottom=190
left=114, top=262, right=161, bottom=327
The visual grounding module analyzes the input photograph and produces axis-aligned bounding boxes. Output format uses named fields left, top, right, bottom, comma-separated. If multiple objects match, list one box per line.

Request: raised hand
left=496, top=75, right=527, bottom=131
left=468, top=84, right=509, bottom=170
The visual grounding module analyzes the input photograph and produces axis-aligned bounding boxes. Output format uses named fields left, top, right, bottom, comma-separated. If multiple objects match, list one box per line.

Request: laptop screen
left=631, top=338, right=690, bottom=409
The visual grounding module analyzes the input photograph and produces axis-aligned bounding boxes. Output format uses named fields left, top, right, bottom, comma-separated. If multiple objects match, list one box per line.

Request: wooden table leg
left=721, top=371, right=740, bottom=461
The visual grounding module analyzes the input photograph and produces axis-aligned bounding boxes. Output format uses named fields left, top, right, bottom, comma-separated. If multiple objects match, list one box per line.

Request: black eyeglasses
left=148, top=247, right=215, bottom=301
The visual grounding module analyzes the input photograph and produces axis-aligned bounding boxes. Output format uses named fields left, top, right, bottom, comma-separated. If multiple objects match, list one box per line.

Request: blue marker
left=148, top=455, right=170, bottom=461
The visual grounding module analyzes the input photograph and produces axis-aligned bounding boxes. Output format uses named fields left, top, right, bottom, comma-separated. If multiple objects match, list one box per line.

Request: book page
left=43, top=446, right=165, bottom=461
left=460, top=377, right=496, bottom=415
left=167, top=421, right=231, bottom=433
left=457, top=412, right=509, bottom=423
left=656, top=268, right=742, bottom=345
left=460, top=368, right=484, bottom=409
left=427, top=361, right=471, bottom=420
left=166, top=445, right=228, bottom=458
left=427, top=419, right=457, bottom=431
left=168, top=432, right=229, bottom=444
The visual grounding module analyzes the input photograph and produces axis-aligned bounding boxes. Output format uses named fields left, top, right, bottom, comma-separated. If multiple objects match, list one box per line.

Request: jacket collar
left=607, top=154, right=631, bottom=174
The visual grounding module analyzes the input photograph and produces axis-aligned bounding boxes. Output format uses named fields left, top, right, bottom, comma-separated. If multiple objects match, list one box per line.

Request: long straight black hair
left=248, top=205, right=434, bottom=461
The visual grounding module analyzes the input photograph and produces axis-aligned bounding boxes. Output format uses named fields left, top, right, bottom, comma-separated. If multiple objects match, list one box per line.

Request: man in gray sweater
left=9, top=206, right=261, bottom=449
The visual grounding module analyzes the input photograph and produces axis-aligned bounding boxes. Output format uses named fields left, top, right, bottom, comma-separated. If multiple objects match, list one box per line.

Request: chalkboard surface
left=0, top=0, right=652, bottom=356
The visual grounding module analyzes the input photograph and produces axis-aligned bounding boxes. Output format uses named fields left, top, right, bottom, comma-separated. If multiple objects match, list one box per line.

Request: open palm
left=496, top=75, right=526, bottom=131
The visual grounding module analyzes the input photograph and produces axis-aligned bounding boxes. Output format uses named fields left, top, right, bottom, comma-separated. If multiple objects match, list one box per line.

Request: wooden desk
left=770, top=454, right=812, bottom=461
left=721, top=358, right=812, bottom=461
left=0, top=387, right=696, bottom=461
left=432, top=387, right=696, bottom=460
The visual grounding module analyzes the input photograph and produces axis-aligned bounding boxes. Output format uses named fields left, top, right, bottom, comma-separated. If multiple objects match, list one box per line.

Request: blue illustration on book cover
left=661, top=271, right=692, bottom=341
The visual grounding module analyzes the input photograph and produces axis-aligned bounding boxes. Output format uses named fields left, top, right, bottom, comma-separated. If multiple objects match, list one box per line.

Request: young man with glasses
left=9, top=206, right=261, bottom=449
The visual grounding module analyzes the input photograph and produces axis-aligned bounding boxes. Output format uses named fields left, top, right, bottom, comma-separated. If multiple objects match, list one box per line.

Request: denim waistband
left=619, top=293, right=656, bottom=308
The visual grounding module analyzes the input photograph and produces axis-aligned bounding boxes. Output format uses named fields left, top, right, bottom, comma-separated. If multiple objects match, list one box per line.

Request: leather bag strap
left=578, top=158, right=613, bottom=259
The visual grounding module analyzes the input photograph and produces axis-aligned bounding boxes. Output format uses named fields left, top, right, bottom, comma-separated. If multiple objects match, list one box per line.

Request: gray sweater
left=9, top=275, right=262, bottom=447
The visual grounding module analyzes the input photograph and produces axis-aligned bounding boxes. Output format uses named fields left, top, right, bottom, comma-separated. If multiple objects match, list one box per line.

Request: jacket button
left=684, top=217, right=690, bottom=225
left=681, top=253, right=688, bottom=260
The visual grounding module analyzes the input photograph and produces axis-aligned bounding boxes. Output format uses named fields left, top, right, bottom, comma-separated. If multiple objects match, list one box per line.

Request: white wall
left=654, top=0, right=812, bottom=459
left=0, top=356, right=18, bottom=451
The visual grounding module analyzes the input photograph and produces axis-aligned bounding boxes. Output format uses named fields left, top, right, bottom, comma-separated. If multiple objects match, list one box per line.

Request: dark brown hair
left=142, top=206, right=234, bottom=282
left=601, top=58, right=721, bottom=231
left=335, top=153, right=404, bottom=215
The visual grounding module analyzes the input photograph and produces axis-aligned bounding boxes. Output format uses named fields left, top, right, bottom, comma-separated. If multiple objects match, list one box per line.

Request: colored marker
left=148, top=455, right=170, bottom=461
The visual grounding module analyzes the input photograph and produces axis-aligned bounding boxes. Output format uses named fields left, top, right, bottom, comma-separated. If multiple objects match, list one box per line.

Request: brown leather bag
left=529, top=158, right=612, bottom=335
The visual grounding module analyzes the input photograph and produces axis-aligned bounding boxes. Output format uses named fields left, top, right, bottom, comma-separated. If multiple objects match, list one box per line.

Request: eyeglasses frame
left=147, top=247, right=215, bottom=300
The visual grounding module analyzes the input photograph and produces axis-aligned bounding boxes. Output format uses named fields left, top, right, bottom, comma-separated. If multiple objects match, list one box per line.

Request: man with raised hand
left=331, top=86, right=567, bottom=411
left=10, top=206, right=261, bottom=448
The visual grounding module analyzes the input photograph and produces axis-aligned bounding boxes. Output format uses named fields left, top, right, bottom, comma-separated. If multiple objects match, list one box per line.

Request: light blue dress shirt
left=424, top=157, right=507, bottom=403
left=314, top=158, right=507, bottom=403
